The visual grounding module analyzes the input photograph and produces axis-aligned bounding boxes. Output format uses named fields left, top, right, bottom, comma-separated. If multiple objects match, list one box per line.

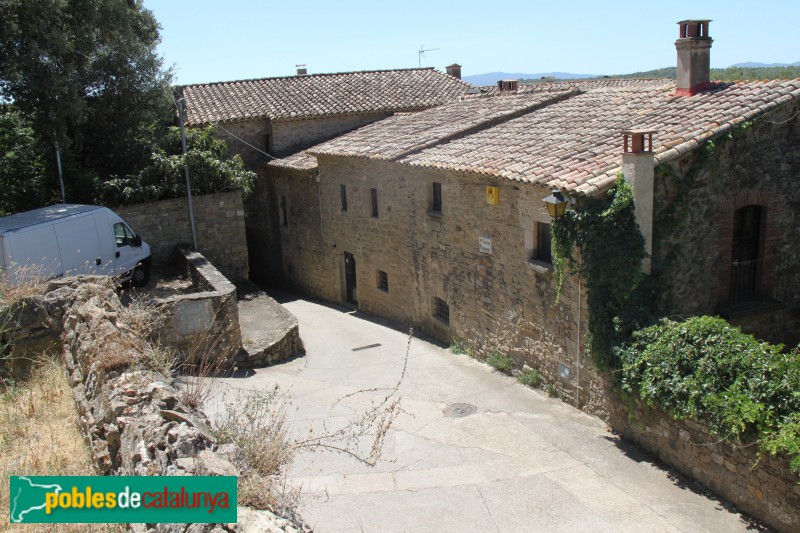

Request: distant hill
left=463, top=71, right=598, bottom=86
left=729, top=61, right=800, bottom=68
left=511, top=65, right=800, bottom=84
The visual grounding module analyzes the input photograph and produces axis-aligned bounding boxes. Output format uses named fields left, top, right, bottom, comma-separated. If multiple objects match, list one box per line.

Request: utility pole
left=177, top=98, right=198, bottom=250
left=53, top=130, right=65, bottom=203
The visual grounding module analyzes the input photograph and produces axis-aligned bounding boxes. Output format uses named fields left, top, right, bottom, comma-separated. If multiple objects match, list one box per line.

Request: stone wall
left=270, top=115, right=388, bottom=156
left=155, top=248, right=242, bottom=365
left=652, top=100, right=800, bottom=347
left=6, top=276, right=307, bottom=532
left=608, top=395, right=800, bottom=533
left=116, top=191, right=249, bottom=281
left=217, top=115, right=390, bottom=166
left=269, top=156, right=600, bottom=412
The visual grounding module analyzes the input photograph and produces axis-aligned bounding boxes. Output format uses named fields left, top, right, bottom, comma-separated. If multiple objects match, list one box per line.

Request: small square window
left=432, top=182, right=442, bottom=213
left=433, top=297, right=450, bottom=324
left=377, top=270, right=389, bottom=292
left=534, top=221, right=552, bottom=263
left=370, top=188, right=379, bottom=218
left=340, top=184, right=348, bottom=211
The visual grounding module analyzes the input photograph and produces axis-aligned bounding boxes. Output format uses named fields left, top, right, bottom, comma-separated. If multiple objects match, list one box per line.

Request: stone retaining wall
left=116, top=191, right=249, bottom=281
left=6, top=276, right=307, bottom=532
left=154, top=248, right=242, bottom=365
left=608, top=395, right=800, bottom=533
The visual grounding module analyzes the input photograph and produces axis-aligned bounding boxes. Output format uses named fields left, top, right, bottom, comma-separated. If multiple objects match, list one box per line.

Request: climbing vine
left=551, top=175, right=656, bottom=370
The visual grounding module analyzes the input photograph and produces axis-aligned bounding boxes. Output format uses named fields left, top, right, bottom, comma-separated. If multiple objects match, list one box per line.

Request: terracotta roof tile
left=267, top=151, right=318, bottom=171
left=180, top=68, right=472, bottom=125
left=308, top=89, right=578, bottom=160
left=307, top=78, right=800, bottom=196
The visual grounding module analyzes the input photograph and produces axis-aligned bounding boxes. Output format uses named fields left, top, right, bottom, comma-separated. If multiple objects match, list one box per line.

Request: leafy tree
left=101, top=125, right=257, bottom=205
left=0, top=109, right=58, bottom=214
left=0, top=0, right=173, bottom=195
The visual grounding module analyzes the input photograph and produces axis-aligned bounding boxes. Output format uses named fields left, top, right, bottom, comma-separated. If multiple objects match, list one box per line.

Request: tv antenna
left=418, top=45, right=440, bottom=67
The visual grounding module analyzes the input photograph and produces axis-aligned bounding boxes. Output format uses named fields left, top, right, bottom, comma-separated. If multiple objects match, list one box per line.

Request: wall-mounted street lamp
left=543, top=189, right=568, bottom=219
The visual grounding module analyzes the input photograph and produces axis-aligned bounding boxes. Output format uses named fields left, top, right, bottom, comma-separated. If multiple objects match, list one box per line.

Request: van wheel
left=131, top=265, right=150, bottom=287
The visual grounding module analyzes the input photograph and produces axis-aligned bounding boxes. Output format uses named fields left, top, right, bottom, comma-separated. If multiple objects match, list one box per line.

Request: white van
left=0, top=204, right=151, bottom=288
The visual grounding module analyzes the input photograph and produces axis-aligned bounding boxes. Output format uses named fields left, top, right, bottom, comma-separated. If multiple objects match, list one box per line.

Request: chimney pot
left=498, top=79, right=519, bottom=92
left=446, top=63, right=462, bottom=80
left=675, top=19, right=713, bottom=96
left=622, top=129, right=655, bottom=154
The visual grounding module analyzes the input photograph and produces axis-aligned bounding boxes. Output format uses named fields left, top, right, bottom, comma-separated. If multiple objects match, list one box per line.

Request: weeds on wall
left=551, top=176, right=656, bottom=370
left=617, top=316, right=800, bottom=474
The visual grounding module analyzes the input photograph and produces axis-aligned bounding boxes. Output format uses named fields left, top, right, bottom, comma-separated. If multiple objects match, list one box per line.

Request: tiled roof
left=267, top=150, right=318, bottom=171
left=180, top=68, right=473, bottom=125
left=308, top=89, right=578, bottom=160
left=309, top=79, right=800, bottom=196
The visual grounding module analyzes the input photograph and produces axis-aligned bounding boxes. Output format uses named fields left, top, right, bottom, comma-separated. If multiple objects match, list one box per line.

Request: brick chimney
left=621, top=129, right=655, bottom=274
left=675, top=20, right=713, bottom=96
left=497, top=79, right=518, bottom=92
left=446, top=64, right=462, bottom=79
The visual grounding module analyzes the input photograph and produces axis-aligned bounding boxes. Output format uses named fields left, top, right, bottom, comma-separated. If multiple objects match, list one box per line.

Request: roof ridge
left=178, top=67, right=440, bottom=89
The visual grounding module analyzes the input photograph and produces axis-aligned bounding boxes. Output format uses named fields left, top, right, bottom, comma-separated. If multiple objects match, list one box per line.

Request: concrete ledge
left=153, top=247, right=242, bottom=365
left=234, top=282, right=304, bottom=369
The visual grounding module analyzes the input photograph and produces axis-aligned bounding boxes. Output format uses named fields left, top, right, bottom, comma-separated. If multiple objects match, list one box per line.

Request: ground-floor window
left=377, top=270, right=389, bottom=292
left=433, top=297, right=450, bottom=324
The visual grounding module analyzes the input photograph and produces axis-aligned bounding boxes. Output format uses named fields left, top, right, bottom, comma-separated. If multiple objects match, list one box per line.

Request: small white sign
left=479, top=236, right=492, bottom=254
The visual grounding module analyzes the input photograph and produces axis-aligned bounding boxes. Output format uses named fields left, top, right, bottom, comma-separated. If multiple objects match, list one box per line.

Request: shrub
left=449, top=341, right=466, bottom=355
left=617, top=316, right=800, bottom=471
left=486, top=351, right=514, bottom=374
left=518, top=368, right=542, bottom=388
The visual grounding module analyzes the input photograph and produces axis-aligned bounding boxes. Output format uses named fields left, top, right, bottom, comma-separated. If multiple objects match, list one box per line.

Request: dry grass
left=0, top=265, right=48, bottom=306
left=0, top=356, right=125, bottom=532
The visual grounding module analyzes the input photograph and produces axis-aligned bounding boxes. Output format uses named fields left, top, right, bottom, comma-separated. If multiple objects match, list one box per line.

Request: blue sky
left=142, top=0, right=800, bottom=85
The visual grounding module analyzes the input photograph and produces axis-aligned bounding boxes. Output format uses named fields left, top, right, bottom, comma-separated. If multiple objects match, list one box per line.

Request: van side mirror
left=132, top=235, right=142, bottom=247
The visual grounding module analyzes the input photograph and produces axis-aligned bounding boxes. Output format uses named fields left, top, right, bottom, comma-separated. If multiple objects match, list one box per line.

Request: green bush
left=486, top=351, right=514, bottom=374
left=617, top=316, right=800, bottom=472
left=449, top=341, right=466, bottom=355
left=518, top=369, right=541, bottom=388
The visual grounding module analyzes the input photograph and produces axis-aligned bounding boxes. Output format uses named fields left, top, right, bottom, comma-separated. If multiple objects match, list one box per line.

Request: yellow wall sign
left=486, top=186, right=499, bottom=205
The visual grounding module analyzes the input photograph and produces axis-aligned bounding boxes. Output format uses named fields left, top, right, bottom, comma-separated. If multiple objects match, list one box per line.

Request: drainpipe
left=177, top=98, right=198, bottom=251
left=575, top=266, right=582, bottom=409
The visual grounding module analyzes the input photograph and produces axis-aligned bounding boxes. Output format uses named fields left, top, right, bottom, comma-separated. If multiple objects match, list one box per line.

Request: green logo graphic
left=9, top=476, right=237, bottom=524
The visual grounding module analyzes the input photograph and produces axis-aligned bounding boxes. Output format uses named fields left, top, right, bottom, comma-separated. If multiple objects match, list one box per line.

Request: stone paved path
left=208, top=293, right=762, bottom=533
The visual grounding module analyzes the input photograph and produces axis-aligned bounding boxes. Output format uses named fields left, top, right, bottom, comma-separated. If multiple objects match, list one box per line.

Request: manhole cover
left=444, top=403, right=477, bottom=418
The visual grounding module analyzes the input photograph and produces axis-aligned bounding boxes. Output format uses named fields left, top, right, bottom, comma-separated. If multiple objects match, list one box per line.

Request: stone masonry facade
left=218, top=114, right=397, bottom=286
left=266, top=156, right=599, bottom=411
left=116, top=190, right=249, bottom=281
left=652, top=100, right=800, bottom=347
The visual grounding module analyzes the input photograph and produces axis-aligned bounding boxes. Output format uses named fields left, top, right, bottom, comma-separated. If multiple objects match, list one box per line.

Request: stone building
left=178, top=67, right=474, bottom=281
left=258, top=20, right=800, bottom=409
left=179, top=21, right=799, bottom=409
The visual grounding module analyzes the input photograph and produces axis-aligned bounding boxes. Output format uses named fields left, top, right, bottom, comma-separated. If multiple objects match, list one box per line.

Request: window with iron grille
left=370, top=188, right=379, bottom=218
left=340, top=184, right=348, bottom=211
left=534, top=221, right=552, bottom=263
left=431, top=182, right=442, bottom=213
left=377, top=270, right=389, bottom=292
left=433, top=297, right=450, bottom=324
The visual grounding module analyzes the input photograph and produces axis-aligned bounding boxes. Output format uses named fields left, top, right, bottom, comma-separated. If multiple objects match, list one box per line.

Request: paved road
left=209, top=293, right=760, bottom=533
